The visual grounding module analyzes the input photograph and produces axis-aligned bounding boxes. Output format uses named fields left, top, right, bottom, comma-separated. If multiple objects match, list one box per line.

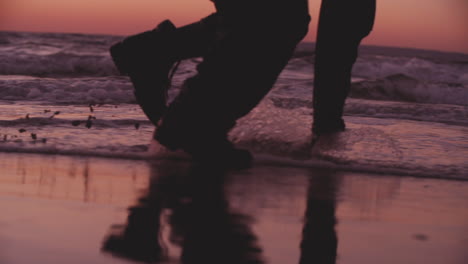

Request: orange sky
left=1, top=0, right=467, bottom=53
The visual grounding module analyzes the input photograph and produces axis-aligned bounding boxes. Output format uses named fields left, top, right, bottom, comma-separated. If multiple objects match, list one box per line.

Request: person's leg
left=299, top=169, right=339, bottom=264
left=312, top=0, right=376, bottom=135
left=110, top=14, right=221, bottom=125
left=154, top=0, right=310, bottom=164
left=167, top=13, right=221, bottom=60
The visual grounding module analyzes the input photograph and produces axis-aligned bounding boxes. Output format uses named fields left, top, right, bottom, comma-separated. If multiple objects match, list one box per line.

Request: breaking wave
left=0, top=51, right=118, bottom=77
left=350, top=74, right=468, bottom=106
left=0, top=76, right=135, bottom=104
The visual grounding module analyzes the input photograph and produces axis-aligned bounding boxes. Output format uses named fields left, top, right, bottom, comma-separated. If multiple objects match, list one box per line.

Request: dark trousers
left=313, top=0, right=376, bottom=134
left=156, top=0, right=310, bottom=149
left=155, top=0, right=375, bottom=148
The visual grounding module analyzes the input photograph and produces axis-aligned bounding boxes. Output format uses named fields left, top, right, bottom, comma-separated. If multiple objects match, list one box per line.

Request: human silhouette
left=101, top=160, right=341, bottom=264
left=299, top=169, right=340, bottom=264
left=101, top=161, right=265, bottom=264
left=110, top=1, right=310, bottom=167
left=110, top=0, right=375, bottom=163
left=100, top=162, right=169, bottom=263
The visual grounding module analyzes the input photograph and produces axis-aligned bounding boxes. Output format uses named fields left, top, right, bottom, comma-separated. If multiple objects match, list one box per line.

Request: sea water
left=0, top=31, right=467, bottom=179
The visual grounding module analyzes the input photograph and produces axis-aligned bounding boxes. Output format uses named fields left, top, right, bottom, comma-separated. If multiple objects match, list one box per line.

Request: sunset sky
left=1, top=0, right=467, bottom=53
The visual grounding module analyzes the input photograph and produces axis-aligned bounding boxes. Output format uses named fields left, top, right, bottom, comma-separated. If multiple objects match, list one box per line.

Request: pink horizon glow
left=1, top=0, right=467, bottom=53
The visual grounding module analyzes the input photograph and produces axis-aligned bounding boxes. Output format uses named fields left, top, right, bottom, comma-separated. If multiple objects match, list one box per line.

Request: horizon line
left=1, top=29, right=467, bottom=56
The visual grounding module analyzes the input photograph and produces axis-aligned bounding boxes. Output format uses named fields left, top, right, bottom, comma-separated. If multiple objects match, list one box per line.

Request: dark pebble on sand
left=134, top=123, right=140, bottom=130
left=31, top=133, right=37, bottom=140
left=19, top=129, right=26, bottom=133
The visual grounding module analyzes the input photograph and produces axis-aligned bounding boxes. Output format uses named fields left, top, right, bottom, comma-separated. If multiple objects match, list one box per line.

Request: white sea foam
left=1, top=71, right=466, bottom=108
left=0, top=100, right=465, bottom=180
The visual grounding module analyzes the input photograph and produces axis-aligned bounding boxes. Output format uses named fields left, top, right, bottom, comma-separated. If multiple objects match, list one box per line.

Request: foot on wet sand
left=189, top=144, right=253, bottom=170
left=310, top=130, right=346, bottom=156
left=148, top=136, right=253, bottom=169
left=149, top=137, right=253, bottom=169
left=148, top=139, right=191, bottom=160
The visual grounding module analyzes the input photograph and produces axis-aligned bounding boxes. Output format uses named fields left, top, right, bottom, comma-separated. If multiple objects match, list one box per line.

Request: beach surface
left=1, top=152, right=467, bottom=264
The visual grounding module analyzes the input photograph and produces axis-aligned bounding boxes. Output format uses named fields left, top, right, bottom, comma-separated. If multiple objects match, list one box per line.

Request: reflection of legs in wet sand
left=300, top=169, right=340, bottom=264
left=102, top=161, right=264, bottom=263
left=101, top=163, right=168, bottom=263
left=168, top=164, right=264, bottom=264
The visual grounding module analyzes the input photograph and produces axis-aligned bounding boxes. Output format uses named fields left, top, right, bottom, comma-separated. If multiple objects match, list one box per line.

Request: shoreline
left=0, top=150, right=466, bottom=182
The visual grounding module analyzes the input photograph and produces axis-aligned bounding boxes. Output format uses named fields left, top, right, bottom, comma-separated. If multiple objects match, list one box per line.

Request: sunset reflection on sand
left=0, top=153, right=467, bottom=263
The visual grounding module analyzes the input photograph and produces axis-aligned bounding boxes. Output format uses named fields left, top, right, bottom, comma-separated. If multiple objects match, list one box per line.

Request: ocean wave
left=268, top=96, right=468, bottom=126
left=0, top=31, right=122, bottom=77
left=0, top=76, right=135, bottom=104
left=349, top=74, right=468, bottom=106
left=1, top=73, right=465, bottom=126
left=0, top=37, right=10, bottom=45
left=0, top=51, right=118, bottom=77
left=353, top=54, right=468, bottom=85
left=2, top=31, right=468, bottom=86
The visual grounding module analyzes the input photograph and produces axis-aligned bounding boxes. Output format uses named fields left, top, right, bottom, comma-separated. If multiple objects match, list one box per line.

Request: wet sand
left=0, top=152, right=467, bottom=264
